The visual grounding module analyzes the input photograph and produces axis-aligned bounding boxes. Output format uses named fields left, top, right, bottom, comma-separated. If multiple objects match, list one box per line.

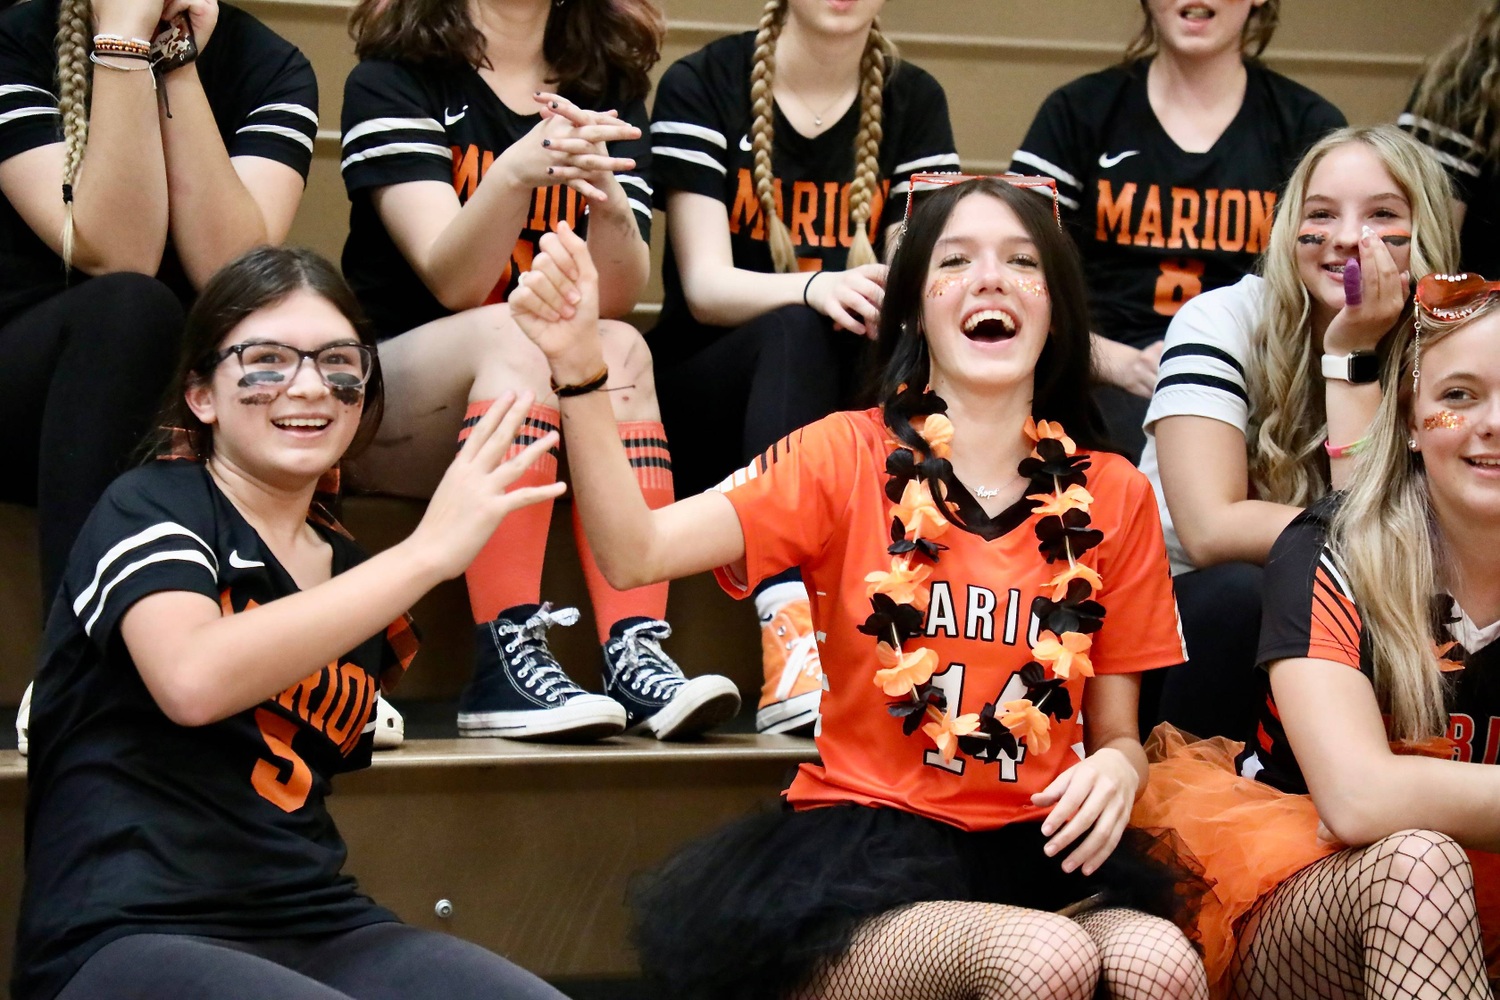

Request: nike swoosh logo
left=444, top=105, right=468, bottom=126
left=1098, top=150, right=1140, bottom=169
left=739, top=134, right=752, bottom=152
left=229, top=550, right=266, bottom=569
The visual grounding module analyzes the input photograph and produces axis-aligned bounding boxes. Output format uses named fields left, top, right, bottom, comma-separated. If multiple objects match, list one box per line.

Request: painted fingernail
left=542, top=139, right=551, bottom=147
left=547, top=167, right=554, bottom=175
left=1361, top=225, right=1375, bottom=243
left=550, top=102, right=558, bottom=108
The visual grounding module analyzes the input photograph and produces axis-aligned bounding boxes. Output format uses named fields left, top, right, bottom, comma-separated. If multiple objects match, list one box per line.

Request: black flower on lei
left=1032, top=578, right=1106, bottom=636
left=1018, top=438, right=1090, bottom=488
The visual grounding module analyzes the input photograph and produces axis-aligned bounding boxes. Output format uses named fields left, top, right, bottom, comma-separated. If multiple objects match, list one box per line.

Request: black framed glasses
left=212, top=341, right=375, bottom=391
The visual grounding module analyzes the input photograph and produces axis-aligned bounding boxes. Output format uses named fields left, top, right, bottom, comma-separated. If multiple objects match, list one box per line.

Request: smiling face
left=1411, top=308, right=1500, bottom=527
left=1294, top=141, right=1415, bottom=330
left=784, top=0, right=885, bottom=39
left=921, top=192, right=1052, bottom=398
left=1146, top=0, right=1265, bottom=59
left=186, top=289, right=367, bottom=491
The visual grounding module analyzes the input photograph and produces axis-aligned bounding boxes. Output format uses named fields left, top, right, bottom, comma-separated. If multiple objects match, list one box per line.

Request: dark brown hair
left=149, top=246, right=385, bottom=462
left=349, top=0, right=664, bottom=105
left=1123, top=0, right=1280, bottom=63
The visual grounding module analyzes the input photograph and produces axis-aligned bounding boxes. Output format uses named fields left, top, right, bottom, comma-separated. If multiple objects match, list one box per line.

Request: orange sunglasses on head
left=901, top=172, right=1061, bottom=230
left=1416, top=272, right=1500, bottom=322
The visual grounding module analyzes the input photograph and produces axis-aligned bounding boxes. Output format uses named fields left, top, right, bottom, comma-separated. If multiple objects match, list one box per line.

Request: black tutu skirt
left=630, top=802, right=1206, bottom=1000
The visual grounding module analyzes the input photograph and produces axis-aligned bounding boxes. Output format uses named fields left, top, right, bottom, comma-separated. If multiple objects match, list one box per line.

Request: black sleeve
left=1400, top=91, right=1483, bottom=207
left=649, top=54, right=732, bottom=207
left=1256, top=501, right=1363, bottom=671
left=225, top=46, right=319, bottom=178
left=611, top=94, right=653, bottom=242
left=62, top=467, right=221, bottom=651
left=1009, top=84, right=1092, bottom=232
left=881, top=66, right=960, bottom=234
left=0, top=6, right=60, bottom=163
left=340, top=59, right=452, bottom=195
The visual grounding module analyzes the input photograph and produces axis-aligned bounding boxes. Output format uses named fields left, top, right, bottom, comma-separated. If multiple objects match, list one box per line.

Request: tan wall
left=254, top=0, right=1481, bottom=282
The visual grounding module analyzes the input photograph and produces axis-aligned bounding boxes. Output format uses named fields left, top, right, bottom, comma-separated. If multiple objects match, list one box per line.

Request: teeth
left=1470, top=458, right=1500, bottom=467
left=274, top=418, right=329, bottom=429
left=962, top=310, right=1016, bottom=334
left=1182, top=6, right=1212, bottom=18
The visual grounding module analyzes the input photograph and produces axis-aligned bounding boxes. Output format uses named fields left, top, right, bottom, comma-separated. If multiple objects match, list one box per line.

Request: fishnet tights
left=1232, top=829, right=1490, bottom=1000
left=798, top=902, right=1207, bottom=1000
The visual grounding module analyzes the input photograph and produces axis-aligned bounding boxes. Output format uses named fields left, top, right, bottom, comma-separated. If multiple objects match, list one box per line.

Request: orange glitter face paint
left=1423, top=410, right=1465, bottom=431
left=925, top=274, right=968, bottom=299
left=1014, top=277, right=1048, bottom=299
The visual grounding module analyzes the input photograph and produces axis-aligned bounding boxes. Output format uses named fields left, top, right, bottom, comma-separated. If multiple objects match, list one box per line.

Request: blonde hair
left=1329, top=300, right=1500, bottom=740
left=56, top=0, right=91, bottom=270
left=1409, top=0, right=1500, bottom=164
left=748, top=0, right=894, bottom=272
left=1123, top=0, right=1279, bottom=63
left=1246, top=125, right=1459, bottom=506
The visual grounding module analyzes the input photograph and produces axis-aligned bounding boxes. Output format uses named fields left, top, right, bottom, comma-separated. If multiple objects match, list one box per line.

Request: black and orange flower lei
left=866, top=395, right=1107, bottom=766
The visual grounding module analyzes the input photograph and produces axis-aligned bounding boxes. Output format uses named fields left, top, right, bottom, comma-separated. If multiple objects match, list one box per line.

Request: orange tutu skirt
left=1131, top=724, right=1500, bottom=995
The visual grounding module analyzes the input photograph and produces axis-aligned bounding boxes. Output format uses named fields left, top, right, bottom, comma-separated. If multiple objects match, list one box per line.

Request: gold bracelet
left=550, top=364, right=610, bottom=397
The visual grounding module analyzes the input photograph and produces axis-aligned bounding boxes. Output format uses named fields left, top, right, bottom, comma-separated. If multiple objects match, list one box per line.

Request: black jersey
left=0, top=0, right=318, bottom=326
left=339, top=59, right=652, bottom=341
left=1251, top=497, right=1500, bottom=794
left=13, top=460, right=416, bottom=1000
left=647, top=32, right=958, bottom=351
left=1011, top=61, right=1344, bottom=349
left=1400, top=92, right=1500, bottom=279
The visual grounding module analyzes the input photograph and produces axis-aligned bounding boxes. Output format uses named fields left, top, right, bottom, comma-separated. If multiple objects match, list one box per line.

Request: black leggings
left=654, top=304, right=870, bottom=498
left=56, top=922, right=568, bottom=1000
left=0, top=274, right=184, bottom=612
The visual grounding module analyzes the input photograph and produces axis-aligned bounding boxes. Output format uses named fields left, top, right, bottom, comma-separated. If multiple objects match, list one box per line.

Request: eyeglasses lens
left=238, top=344, right=372, bottom=390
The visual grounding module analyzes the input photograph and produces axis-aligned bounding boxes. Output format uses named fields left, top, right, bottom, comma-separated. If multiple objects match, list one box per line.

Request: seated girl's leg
left=1072, top=906, right=1208, bottom=1000
left=1233, top=830, right=1488, bottom=1000
left=799, top=901, right=1101, bottom=1000
left=296, top=922, right=568, bottom=1000
left=55, top=933, right=355, bottom=1000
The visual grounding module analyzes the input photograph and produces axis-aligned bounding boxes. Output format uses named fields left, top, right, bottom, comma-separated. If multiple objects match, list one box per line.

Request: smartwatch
left=1321, top=351, right=1381, bottom=385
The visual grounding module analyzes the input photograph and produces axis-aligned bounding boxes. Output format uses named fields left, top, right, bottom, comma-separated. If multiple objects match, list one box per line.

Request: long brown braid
left=748, top=0, right=894, bottom=273
left=56, top=0, right=91, bottom=269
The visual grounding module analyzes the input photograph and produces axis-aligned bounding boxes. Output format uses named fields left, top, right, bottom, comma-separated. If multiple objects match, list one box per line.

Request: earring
left=1409, top=437, right=1419, bottom=450
left=1412, top=318, right=1423, bottom=395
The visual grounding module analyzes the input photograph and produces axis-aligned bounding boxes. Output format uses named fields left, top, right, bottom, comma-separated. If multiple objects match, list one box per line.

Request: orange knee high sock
left=574, top=420, right=672, bottom=643
left=462, top=400, right=560, bottom=623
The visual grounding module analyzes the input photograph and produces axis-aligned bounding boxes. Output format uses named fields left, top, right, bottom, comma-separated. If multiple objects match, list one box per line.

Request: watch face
left=1348, top=352, right=1381, bottom=384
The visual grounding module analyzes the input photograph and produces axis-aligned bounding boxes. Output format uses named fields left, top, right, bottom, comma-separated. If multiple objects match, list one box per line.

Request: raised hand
left=408, top=390, right=566, bottom=580
left=804, top=263, right=888, bottom=338
left=158, top=0, right=219, bottom=54
left=1323, top=226, right=1411, bottom=355
left=493, top=94, right=639, bottom=203
left=509, top=221, right=606, bottom=376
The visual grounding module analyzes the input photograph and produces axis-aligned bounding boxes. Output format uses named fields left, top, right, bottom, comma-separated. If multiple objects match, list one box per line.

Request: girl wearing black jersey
left=648, top=0, right=958, bottom=734
left=1011, top=0, right=1343, bottom=460
left=0, top=0, right=317, bottom=610
left=15, top=246, right=567, bottom=1000
left=340, top=0, right=738, bottom=742
left=1135, top=272, right=1500, bottom=996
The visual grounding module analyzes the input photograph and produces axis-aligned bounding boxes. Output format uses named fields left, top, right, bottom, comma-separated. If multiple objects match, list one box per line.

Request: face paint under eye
left=1297, top=227, right=1328, bottom=246
left=238, top=392, right=277, bottom=406
left=1014, top=276, right=1048, bottom=299
left=330, top=385, right=364, bottom=406
left=1379, top=230, right=1411, bottom=248
left=238, top=371, right=285, bottom=389
left=1424, top=410, right=1465, bottom=431
left=925, top=274, right=968, bottom=299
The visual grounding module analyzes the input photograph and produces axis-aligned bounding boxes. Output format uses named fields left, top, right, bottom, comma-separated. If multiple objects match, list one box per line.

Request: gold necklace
left=782, top=81, right=856, bottom=128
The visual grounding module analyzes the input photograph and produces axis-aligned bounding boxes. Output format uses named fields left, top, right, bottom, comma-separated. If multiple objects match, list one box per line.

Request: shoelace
left=611, top=620, right=686, bottom=699
left=773, top=617, right=822, bottom=700
left=497, top=603, right=583, bottom=703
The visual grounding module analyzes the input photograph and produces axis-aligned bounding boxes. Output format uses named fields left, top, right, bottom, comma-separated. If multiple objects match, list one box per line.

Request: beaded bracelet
left=1324, top=435, right=1369, bottom=460
left=551, top=364, right=610, bottom=397
left=92, top=34, right=151, bottom=57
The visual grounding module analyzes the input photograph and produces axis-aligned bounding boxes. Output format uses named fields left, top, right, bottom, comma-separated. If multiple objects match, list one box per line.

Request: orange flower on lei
left=1030, top=630, right=1094, bottom=680
left=1434, top=640, right=1464, bottom=673
left=1000, top=699, right=1052, bottom=755
left=1026, top=484, right=1095, bottom=517
left=1042, top=562, right=1104, bottom=601
left=865, top=556, right=933, bottom=611
left=914, top=413, right=954, bottom=458
left=1023, top=416, right=1076, bottom=457
left=922, top=708, right=980, bottom=763
left=874, top=642, right=940, bottom=697
left=892, top=479, right=949, bottom=541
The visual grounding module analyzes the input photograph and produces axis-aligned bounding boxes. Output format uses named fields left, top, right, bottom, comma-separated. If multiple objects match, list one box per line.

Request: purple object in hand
left=1343, top=257, right=1362, bottom=307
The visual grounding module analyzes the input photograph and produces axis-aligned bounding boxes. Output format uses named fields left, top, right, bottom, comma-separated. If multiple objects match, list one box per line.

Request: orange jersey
left=714, top=408, right=1185, bottom=831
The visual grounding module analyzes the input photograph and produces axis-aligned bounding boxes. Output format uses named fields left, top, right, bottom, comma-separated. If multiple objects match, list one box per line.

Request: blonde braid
left=56, top=0, right=92, bottom=271
left=844, top=22, right=891, bottom=268
left=749, top=0, right=795, bottom=272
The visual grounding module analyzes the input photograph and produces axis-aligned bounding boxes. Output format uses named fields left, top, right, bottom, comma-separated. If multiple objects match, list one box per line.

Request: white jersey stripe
left=1397, top=112, right=1482, bottom=154
left=0, top=106, right=58, bottom=127
left=627, top=197, right=650, bottom=218
left=649, top=120, right=727, bottom=148
left=236, top=123, right=315, bottom=152
left=73, top=522, right=217, bottom=618
left=1010, top=150, right=1082, bottom=191
left=0, top=83, right=55, bottom=101
left=893, top=152, right=961, bottom=175
left=617, top=173, right=653, bottom=196
left=1426, top=145, right=1484, bottom=178
left=341, top=142, right=451, bottom=171
left=652, top=146, right=726, bottom=175
left=247, top=102, right=319, bottom=126
left=341, top=116, right=444, bottom=147
left=83, top=550, right=218, bottom=637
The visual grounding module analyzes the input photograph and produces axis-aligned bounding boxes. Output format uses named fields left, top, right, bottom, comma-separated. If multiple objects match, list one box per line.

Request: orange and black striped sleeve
left=1257, top=502, right=1363, bottom=672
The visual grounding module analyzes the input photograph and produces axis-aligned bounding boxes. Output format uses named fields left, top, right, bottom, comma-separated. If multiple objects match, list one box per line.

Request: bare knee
left=598, top=319, right=659, bottom=421
left=973, top=912, right=1100, bottom=1000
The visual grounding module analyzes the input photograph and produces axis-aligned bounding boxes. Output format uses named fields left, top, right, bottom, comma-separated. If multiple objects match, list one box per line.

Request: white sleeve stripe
left=342, top=116, right=444, bottom=147
left=82, top=550, right=218, bottom=637
left=1010, top=150, right=1082, bottom=191
left=340, top=142, right=451, bottom=172
left=649, top=120, right=727, bottom=148
left=893, top=152, right=961, bottom=175
left=247, top=102, right=318, bottom=126
left=1429, top=145, right=1484, bottom=178
left=653, top=146, right=726, bottom=175
left=617, top=173, right=652, bottom=195
left=1397, top=112, right=1481, bottom=153
left=627, top=197, right=650, bottom=218
left=235, top=123, right=315, bottom=152
left=1318, top=550, right=1354, bottom=601
left=0, top=83, right=55, bottom=101
left=891, top=180, right=910, bottom=196
left=0, top=106, right=59, bottom=127
left=73, top=521, right=217, bottom=617
left=1019, top=182, right=1078, bottom=212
